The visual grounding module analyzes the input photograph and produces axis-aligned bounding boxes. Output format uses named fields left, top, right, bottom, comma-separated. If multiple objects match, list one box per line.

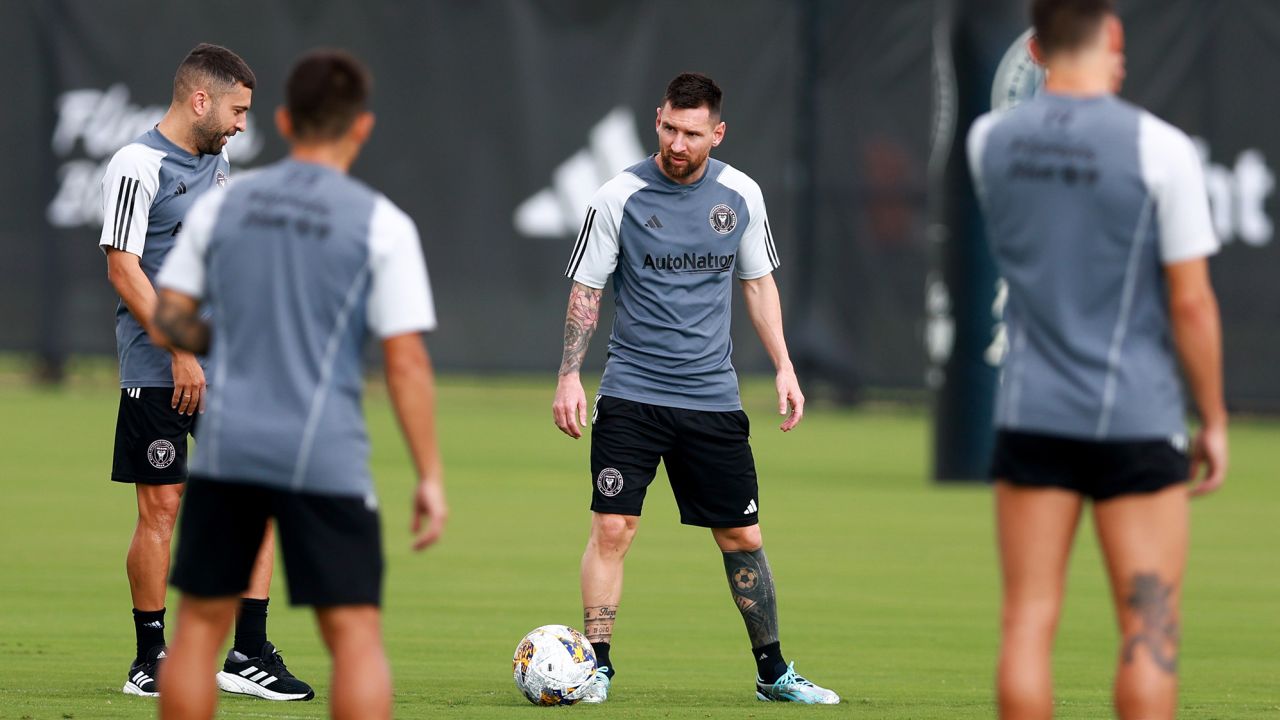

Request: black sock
left=233, top=598, right=269, bottom=657
left=752, top=641, right=788, bottom=683
left=133, top=608, right=166, bottom=662
left=591, top=642, right=615, bottom=677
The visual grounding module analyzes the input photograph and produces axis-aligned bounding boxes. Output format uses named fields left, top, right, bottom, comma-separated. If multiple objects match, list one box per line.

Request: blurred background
left=0, top=0, right=1276, bottom=452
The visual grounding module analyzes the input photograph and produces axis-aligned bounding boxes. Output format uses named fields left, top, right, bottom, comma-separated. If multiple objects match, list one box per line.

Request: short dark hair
left=663, top=73, right=722, bottom=117
left=285, top=49, right=372, bottom=141
left=173, top=43, right=255, bottom=100
left=1031, top=0, right=1115, bottom=57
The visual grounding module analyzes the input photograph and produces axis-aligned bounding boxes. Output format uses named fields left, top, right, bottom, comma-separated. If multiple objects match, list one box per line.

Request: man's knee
left=136, top=485, right=184, bottom=536
left=589, top=513, right=638, bottom=554
left=1001, top=597, right=1062, bottom=638
left=713, top=524, right=762, bottom=552
left=317, top=606, right=383, bottom=654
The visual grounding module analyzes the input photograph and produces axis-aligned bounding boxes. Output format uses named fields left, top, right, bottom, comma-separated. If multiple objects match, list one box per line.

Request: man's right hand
left=553, top=373, right=589, bottom=439
left=171, top=350, right=206, bottom=415
left=1188, top=422, right=1228, bottom=497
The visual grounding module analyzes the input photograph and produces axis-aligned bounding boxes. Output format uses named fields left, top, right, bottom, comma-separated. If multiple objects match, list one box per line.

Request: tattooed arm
left=154, top=288, right=210, bottom=356
left=552, top=282, right=603, bottom=439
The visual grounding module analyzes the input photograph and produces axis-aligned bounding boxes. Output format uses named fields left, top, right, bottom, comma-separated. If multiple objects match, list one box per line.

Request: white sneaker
left=578, top=667, right=611, bottom=704
left=755, top=662, right=840, bottom=704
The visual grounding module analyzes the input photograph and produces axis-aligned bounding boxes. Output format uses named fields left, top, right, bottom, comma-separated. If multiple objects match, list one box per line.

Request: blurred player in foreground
left=552, top=72, right=838, bottom=704
left=152, top=49, right=445, bottom=720
left=968, top=1, right=1227, bottom=718
left=98, top=42, right=311, bottom=701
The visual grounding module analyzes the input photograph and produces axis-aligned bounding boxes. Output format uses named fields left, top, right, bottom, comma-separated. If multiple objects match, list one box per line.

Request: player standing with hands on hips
left=552, top=73, right=839, bottom=705
left=152, top=49, right=445, bottom=720
left=98, top=43, right=311, bottom=701
left=968, top=1, right=1228, bottom=718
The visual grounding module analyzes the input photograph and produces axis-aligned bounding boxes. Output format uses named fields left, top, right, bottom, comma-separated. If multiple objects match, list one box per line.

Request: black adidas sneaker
left=122, top=645, right=166, bottom=697
left=216, top=641, right=315, bottom=701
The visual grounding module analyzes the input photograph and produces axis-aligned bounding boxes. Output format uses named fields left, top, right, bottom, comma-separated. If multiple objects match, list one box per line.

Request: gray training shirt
left=157, top=159, right=436, bottom=497
left=99, top=128, right=230, bottom=387
left=566, top=156, right=780, bottom=412
left=968, top=93, right=1218, bottom=441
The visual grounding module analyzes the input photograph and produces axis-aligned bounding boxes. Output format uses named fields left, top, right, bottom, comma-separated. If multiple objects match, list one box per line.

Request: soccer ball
left=512, top=624, right=597, bottom=706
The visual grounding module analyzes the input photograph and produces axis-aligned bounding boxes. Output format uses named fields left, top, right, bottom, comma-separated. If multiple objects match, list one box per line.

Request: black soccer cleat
left=216, top=641, right=315, bottom=701
left=122, top=645, right=166, bottom=697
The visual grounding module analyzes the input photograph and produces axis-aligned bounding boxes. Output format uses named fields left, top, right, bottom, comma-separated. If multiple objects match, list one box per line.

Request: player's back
left=969, top=93, right=1214, bottom=440
left=187, top=159, right=403, bottom=496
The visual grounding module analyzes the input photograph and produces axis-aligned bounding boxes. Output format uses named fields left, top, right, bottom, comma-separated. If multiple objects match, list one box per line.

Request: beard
left=659, top=146, right=707, bottom=180
left=192, top=113, right=233, bottom=155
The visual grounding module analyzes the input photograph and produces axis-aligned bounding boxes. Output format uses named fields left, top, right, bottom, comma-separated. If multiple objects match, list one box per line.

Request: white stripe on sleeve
left=367, top=196, right=437, bottom=338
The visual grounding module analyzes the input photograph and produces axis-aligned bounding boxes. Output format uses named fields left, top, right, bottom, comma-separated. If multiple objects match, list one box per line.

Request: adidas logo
left=156, top=650, right=167, bottom=659
left=513, top=107, right=646, bottom=238
left=143, top=621, right=164, bottom=629
left=644, top=214, right=663, bottom=229
left=173, top=181, right=187, bottom=196
left=744, top=499, right=758, bottom=514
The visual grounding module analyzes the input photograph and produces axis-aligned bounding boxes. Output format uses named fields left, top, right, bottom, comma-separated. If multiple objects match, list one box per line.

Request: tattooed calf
left=1121, top=572, right=1180, bottom=674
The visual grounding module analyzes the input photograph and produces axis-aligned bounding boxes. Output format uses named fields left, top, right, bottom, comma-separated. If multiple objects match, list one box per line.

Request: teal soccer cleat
left=755, top=662, right=840, bottom=704
left=578, top=666, right=611, bottom=704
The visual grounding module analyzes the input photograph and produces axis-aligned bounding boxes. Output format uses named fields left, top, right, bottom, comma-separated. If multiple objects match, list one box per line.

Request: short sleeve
left=1138, top=113, right=1219, bottom=264
left=565, top=203, right=619, bottom=289
left=367, top=197, right=437, bottom=338
left=157, top=189, right=226, bottom=299
left=716, top=166, right=778, bottom=279
left=99, top=144, right=162, bottom=257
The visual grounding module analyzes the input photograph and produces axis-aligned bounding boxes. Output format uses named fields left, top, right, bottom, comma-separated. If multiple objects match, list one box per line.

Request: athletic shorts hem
left=588, top=502, right=642, bottom=517
left=111, top=473, right=186, bottom=485
left=679, top=515, right=759, bottom=529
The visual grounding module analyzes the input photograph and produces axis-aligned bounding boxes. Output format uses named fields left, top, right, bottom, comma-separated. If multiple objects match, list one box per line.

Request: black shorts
left=590, top=395, right=759, bottom=528
left=170, top=476, right=383, bottom=607
left=112, top=388, right=196, bottom=485
left=990, top=430, right=1189, bottom=501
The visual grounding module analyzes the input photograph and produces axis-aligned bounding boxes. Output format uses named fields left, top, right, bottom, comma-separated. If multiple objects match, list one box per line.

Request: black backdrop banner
left=0, top=1, right=1275, bottom=412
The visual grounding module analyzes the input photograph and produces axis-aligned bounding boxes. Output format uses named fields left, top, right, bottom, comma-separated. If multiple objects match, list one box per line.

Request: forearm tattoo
left=723, top=548, right=780, bottom=649
left=1121, top=572, right=1180, bottom=674
left=155, top=299, right=210, bottom=355
left=558, top=284, right=602, bottom=376
left=583, top=605, right=617, bottom=645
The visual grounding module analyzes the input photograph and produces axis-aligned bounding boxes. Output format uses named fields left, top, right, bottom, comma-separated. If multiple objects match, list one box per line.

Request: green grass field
left=0, top=368, right=1276, bottom=719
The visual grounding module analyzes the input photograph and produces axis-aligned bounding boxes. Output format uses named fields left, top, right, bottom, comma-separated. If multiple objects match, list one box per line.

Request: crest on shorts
left=147, top=439, right=176, bottom=469
left=709, top=204, right=737, bottom=234
left=216, top=171, right=228, bottom=188
left=596, top=467, right=624, bottom=497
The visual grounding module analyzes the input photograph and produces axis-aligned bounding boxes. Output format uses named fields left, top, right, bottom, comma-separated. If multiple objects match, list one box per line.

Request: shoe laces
left=775, top=662, right=815, bottom=688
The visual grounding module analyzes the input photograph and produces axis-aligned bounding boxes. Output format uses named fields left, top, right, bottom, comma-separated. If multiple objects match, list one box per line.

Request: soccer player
left=552, top=73, right=839, bottom=705
left=98, top=43, right=311, bottom=700
left=151, top=49, right=445, bottom=720
left=967, top=2, right=1228, bottom=718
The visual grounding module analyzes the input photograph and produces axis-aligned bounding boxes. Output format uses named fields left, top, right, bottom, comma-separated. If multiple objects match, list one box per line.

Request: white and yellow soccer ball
left=512, top=624, right=598, bottom=706
left=992, top=28, right=1045, bottom=111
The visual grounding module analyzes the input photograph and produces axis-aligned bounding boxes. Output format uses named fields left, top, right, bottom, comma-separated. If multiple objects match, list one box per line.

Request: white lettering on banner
left=46, top=83, right=264, bottom=229
left=1193, top=137, right=1274, bottom=247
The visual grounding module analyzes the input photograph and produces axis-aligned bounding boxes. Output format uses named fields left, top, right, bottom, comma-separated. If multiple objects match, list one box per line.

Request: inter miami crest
left=596, top=467, right=624, bottom=497
left=216, top=170, right=228, bottom=188
left=709, top=204, right=737, bottom=234
left=147, top=439, right=176, bottom=469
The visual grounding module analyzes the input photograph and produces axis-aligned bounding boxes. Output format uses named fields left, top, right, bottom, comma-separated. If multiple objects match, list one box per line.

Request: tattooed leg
left=1121, top=573, right=1180, bottom=674
left=583, top=605, right=617, bottom=646
left=723, top=547, right=780, bottom=640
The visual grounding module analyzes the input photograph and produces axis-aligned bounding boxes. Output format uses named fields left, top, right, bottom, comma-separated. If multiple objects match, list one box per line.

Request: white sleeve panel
left=566, top=172, right=646, bottom=289
left=98, top=144, right=164, bottom=257
left=1138, top=112, right=1219, bottom=264
left=716, top=166, right=779, bottom=279
left=367, top=196, right=437, bottom=338
left=157, top=190, right=228, bottom=299
left=966, top=111, right=1001, bottom=204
